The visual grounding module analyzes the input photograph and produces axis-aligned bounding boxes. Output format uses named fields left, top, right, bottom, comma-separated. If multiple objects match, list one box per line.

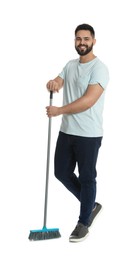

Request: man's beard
left=75, top=43, right=93, bottom=56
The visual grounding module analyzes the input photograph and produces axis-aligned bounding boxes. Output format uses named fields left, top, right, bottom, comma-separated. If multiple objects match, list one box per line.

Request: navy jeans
left=54, top=131, right=102, bottom=226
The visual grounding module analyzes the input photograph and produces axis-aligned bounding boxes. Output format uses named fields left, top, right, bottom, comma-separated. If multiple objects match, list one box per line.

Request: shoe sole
left=69, top=233, right=89, bottom=242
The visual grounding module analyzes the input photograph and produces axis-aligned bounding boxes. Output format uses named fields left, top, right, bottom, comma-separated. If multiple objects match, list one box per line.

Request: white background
left=0, top=0, right=138, bottom=259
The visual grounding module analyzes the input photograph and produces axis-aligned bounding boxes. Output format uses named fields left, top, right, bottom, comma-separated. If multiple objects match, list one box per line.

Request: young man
left=46, top=24, right=109, bottom=242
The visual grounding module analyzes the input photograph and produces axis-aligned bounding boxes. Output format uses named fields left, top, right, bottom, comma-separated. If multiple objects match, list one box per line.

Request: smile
left=79, top=46, right=87, bottom=50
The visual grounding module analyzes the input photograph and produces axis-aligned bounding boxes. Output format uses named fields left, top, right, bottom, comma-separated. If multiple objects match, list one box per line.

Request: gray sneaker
left=88, top=202, right=102, bottom=228
left=69, top=223, right=89, bottom=242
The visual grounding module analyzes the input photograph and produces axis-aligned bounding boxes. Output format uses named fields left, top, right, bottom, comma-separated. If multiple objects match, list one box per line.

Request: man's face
left=75, top=30, right=95, bottom=56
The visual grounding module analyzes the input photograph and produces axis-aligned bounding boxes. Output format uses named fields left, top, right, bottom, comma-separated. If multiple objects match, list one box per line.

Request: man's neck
left=79, top=52, right=96, bottom=63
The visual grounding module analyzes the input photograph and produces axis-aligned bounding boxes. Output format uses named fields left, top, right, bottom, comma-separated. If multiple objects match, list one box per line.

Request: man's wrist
left=58, top=106, right=66, bottom=115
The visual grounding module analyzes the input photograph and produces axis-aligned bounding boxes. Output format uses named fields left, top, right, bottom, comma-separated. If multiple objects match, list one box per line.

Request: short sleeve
left=58, top=69, right=65, bottom=79
left=89, top=64, right=109, bottom=89
left=58, top=61, right=70, bottom=80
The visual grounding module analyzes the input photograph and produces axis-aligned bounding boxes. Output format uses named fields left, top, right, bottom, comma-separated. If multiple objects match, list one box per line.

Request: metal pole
left=43, top=91, right=53, bottom=227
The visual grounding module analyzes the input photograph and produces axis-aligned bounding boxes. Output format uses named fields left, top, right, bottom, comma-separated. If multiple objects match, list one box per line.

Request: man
left=46, top=23, right=109, bottom=242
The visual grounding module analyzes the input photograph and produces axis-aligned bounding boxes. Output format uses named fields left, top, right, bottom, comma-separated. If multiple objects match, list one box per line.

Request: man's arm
left=46, top=84, right=104, bottom=117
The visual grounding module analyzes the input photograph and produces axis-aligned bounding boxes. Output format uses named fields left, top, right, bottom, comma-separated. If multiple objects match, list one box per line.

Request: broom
left=28, top=91, right=61, bottom=241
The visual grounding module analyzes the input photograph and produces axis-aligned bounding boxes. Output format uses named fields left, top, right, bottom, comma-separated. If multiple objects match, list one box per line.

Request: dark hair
left=75, top=23, right=95, bottom=38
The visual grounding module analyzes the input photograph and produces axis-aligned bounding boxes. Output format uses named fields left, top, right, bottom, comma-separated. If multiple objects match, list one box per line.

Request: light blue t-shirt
left=59, top=57, right=109, bottom=137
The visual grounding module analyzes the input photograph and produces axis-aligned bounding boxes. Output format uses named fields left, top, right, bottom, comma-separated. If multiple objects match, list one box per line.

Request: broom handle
left=43, top=91, right=53, bottom=227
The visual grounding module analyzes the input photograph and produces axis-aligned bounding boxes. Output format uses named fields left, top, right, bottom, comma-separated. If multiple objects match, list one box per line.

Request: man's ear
left=93, top=38, right=96, bottom=46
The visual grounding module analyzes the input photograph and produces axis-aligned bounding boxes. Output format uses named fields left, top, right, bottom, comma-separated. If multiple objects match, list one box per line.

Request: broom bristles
left=28, top=226, right=61, bottom=241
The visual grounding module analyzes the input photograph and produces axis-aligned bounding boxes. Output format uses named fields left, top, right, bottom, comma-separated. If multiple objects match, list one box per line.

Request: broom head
left=28, top=226, right=61, bottom=241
